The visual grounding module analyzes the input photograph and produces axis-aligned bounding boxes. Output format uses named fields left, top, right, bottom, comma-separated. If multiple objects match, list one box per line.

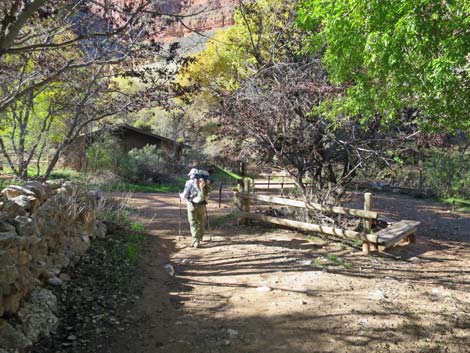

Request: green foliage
left=440, top=197, right=470, bottom=212
left=126, top=145, right=165, bottom=183
left=96, top=196, right=136, bottom=228
left=49, top=169, right=84, bottom=181
left=104, top=180, right=185, bottom=193
left=425, top=149, right=470, bottom=197
left=212, top=212, right=237, bottom=228
left=212, top=165, right=243, bottom=182
left=180, top=0, right=302, bottom=92
left=86, top=135, right=126, bottom=175
left=297, top=0, right=470, bottom=131
left=110, top=230, right=148, bottom=266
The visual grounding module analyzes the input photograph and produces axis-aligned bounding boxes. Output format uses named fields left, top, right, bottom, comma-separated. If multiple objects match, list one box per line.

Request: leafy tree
left=0, top=1, right=195, bottom=180
left=179, top=0, right=303, bottom=91
left=221, top=61, right=409, bottom=205
left=297, top=0, right=470, bottom=131
left=176, top=0, right=304, bottom=162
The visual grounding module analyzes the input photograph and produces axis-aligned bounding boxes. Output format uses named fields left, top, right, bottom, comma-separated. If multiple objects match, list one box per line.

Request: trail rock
left=256, top=286, right=272, bottom=293
left=0, top=319, right=32, bottom=350
left=47, top=276, right=63, bottom=286
left=163, top=264, right=175, bottom=276
left=369, top=289, right=386, bottom=301
left=227, top=329, right=239, bottom=337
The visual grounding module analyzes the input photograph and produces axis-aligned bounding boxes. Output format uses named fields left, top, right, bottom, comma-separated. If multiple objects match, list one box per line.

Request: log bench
left=375, top=220, right=420, bottom=252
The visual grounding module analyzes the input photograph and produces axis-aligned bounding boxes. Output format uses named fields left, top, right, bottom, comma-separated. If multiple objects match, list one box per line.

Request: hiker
left=179, top=168, right=212, bottom=248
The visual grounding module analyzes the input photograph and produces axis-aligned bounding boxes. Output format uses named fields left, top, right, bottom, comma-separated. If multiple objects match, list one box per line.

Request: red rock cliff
left=154, top=0, right=238, bottom=43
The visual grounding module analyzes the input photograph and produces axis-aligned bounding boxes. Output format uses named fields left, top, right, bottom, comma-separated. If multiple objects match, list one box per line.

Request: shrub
left=425, top=149, right=470, bottom=198
left=126, top=145, right=166, bottom=183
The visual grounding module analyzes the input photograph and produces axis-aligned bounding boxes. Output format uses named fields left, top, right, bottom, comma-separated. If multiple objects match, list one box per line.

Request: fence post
left=281, top=176, right=285, bottom=197
left=362, top=192, right=373, bottom=254
left=242, top=177, right=251, bottom=224
left=218, top=182, right=223, bottom=208
left=234, top=179, right=244, bottom=225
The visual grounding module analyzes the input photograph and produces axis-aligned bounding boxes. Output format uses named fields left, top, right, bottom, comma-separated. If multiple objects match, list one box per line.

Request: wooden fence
left=234, top=177, right=383, bottom=254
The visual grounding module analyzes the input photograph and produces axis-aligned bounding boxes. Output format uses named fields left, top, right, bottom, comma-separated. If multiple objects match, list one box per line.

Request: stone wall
left=0, top=180, right=107, bottom=352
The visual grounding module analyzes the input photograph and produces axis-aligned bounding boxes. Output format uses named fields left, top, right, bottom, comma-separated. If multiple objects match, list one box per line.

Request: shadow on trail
left=106, top=190, right=470, bottom=353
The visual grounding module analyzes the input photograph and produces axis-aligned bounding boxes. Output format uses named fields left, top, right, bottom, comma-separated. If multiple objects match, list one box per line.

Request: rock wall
left=0, top=181, right=106, bottom=352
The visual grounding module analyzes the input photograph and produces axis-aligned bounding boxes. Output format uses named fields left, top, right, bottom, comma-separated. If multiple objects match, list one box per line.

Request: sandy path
left=107, top=191, right=470, bottom=353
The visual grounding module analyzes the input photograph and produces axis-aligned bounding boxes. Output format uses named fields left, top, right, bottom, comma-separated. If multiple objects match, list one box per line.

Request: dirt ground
left=105, top=189, right=470, bottom=353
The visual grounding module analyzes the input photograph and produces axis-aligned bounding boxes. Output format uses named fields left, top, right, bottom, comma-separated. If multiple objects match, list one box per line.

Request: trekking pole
left=205, top=205, right=212, bottom=241
left=178, top=196, right=182, bottom=241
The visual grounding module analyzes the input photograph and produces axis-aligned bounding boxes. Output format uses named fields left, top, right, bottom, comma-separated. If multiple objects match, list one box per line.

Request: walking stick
left=178, top=197, right=182, bottom=241
left=205, top=205, right=212, bottom=242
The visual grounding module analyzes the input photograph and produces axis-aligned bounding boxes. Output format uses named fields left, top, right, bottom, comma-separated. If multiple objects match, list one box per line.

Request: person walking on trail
left=179, top=168, right=212, bottom=248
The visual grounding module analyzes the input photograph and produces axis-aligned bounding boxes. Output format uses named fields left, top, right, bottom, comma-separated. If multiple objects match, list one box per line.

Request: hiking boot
left=192, top=241, right=200, bottom=248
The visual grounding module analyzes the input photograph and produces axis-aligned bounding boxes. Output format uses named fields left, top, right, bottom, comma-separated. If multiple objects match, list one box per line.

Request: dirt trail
left=108, top=191, right=470, bottom=353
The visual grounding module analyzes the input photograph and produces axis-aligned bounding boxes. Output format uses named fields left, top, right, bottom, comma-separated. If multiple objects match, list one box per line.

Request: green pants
left=187, top=202, right=206, bottom=242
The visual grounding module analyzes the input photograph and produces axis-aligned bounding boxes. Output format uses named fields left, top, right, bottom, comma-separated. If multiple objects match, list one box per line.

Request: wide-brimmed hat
left=188, top=168, right=198, bottom=177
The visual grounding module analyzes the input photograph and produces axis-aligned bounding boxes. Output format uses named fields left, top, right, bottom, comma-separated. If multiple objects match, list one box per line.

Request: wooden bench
left=375, top=220, right=420, bottom=251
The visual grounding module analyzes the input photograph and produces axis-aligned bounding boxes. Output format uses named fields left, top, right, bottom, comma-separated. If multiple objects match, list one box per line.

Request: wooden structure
left=235, top=178, right=420, bottom=254
left=63, top=124, right=186, bottom=170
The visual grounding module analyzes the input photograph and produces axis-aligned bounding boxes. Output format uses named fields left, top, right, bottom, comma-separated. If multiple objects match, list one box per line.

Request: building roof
left=89, top=124, right=188, bottom=148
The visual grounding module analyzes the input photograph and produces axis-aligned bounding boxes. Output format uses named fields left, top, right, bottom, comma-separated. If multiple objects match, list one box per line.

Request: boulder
left=17, top=250, right=32, bottom=266
left=11, top=195, right=40, bottom=213
left=93, top=220, right=107, bottom=239
left=0, top=221, right=16, bottom=233
left=12, top=216, right=40, bottom=238
left=1, top=185, right=36, bottom=200
left=22, top=182, right=47, bottom=203
left=3, top=200, right=27, bottom=219
left=17, top=288, right=58, bottom=342
left=44, top=179, right=64, bottom=190
left=0, top=319, right=32, bottom=351
left=3, top=291, right=23, bottom=314
left=0, top=251, right=18, bottom=287
left=41, top=267, right=60, bottom=280
left=46, top=277, right=63, bottom=286
left=0, top=231, right=19, bottom=248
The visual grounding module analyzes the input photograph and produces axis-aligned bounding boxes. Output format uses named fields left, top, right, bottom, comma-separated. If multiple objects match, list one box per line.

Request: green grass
left=440, top=197, right=470, bottom=212
left=104, top=180, right=185, bottom=193
left=110, top=222, right=148, bottom=266
left=312, top=258, right=324, bottom=269
left=212, top=212, right=237, bottom=227
left=49, top=169, right=84, bottom=181
left=212, top=165, right=243, bottom=183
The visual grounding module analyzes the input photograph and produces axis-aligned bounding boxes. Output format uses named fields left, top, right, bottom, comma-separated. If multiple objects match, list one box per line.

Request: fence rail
left=239, top=211, right=377, bottom=242
left=236, top=192, right=378, bottom=219
left=234, top=177, right=378, bottom=254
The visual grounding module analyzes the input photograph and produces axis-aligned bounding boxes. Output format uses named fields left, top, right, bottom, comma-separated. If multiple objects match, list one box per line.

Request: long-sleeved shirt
left=180, top=179, right=211, bottom=203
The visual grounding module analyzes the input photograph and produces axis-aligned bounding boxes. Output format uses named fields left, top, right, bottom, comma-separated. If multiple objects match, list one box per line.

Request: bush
left=86, top=135, right=130, bottom=177
left=86, top=136, right=169, bottom=184
left=425, top=149, right=470, bottom=198
left=126, top=145, right=166, bottom=183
